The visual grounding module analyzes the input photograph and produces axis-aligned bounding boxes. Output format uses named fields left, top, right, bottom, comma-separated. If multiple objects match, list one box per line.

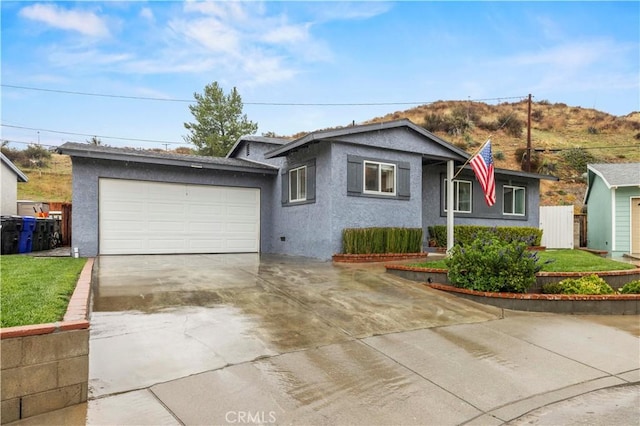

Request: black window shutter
left=347, top=156, right=362, bottom=194
left=397, top=162, right=411, bottom=199
left=306, top=162, right=316, bottom=201
left=281, top=170, right=289, bottom=204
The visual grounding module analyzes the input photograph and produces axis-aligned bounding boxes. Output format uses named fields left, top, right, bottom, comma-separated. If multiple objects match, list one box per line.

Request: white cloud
left=262, top=23, right=311, bottom=44
left=19, top=3, right=110, bottom=38
left=139, top=7, right=154, bottom=22
left=310, top=1, right=393, bottom=22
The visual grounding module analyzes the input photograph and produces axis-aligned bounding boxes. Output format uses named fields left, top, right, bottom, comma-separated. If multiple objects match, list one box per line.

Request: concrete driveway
left=11, top=254, right=640, bottom=425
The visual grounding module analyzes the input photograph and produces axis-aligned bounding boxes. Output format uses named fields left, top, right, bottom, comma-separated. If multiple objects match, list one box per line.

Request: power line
left=1, top=124, right=187, bottom=145
left=1, top=84, right=528, bottom=106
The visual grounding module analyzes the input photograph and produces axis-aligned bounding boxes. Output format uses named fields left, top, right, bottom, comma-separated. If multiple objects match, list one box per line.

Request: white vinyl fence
left=539, top=205, right=574, bottom=249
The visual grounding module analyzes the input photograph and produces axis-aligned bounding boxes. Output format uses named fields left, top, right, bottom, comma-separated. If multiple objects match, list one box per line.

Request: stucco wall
left=269, top=142, right=333, bottom=259
left=1, top=161, right=18, bottom=216
left=268, top=141, right=424, bottom=260
left=70, top=157, right=276, bottom=257
left=422, top=165, right=542, bottom=243
left=329, top=143, right=423, bottom=258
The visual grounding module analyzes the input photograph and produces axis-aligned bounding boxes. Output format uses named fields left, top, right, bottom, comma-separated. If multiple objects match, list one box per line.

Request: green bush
left=619, top=280, right=640, bottom=294
left=561, top=148, right=598, bottom=174
left=342, top=227, right=422, bottom=254
left=445, top=231, right=542, bottom=293
left=542, top=274, right=614, bottom=295
left=427, top=225, right=542, bottom=247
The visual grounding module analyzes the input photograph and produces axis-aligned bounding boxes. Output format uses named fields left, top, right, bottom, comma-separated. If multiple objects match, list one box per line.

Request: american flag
left=470, top=139, right=496, bottom=206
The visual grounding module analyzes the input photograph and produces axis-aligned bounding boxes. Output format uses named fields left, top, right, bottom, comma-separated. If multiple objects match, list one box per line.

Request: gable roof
left=226, top=135, right=291, bottom=158
left=264, top=119, right=470, bottom=160
left=264, top=118, right=556, bottom=181
left=1, top=152, right=28, bottom=182
left=57, top=142, right=279, bottom=174
left=585, top=162, right=640, bottom=203
left=588, top=163, right=640, bottom=188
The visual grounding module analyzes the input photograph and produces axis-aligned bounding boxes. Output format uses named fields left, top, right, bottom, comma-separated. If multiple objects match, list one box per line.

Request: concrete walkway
left=9, top=254, right=639, bottom=425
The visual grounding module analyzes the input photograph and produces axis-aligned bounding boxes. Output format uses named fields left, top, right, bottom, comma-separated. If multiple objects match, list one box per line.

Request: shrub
left=497, top=114, right=524, bottom=138
left=445, top=231, right=542, bottom=293
left=423, top=113, right=447, bottom=133
left=619, top=280, right=640, bottom=294
left=561, top=148, right=598, bottom=174
left=542, top=275, right=614, bottom=295
left=342, top=227, right=422, bottom=254
left=427, top=225, right=542, bottom=248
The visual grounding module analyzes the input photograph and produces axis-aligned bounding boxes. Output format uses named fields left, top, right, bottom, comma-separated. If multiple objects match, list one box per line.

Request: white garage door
left=99, top=179, right=260, bottom=255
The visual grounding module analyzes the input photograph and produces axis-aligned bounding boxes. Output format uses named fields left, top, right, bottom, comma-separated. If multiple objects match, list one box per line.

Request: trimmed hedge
left=342, top=227, right=423, bottom=254
left=428, top=225, right=542, bottom=247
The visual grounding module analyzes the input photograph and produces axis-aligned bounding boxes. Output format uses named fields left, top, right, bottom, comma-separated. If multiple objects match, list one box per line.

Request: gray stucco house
left=58, top=119, right=555, bottom=260
left=584, top=163, right=640, bottom=257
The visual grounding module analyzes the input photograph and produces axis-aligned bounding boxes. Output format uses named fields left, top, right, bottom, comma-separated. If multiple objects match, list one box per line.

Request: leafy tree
left=183, top=82, right=258, bottom=157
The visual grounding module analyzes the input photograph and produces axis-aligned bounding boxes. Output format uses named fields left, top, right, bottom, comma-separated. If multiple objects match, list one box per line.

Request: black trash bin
left=44, top=218, right=57, bottom=249
left=1, top=216, right=22, bottom=254
left=33, top=218, right=50, bottom=251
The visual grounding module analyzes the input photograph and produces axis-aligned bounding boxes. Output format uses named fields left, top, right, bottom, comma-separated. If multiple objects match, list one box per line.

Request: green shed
left=584, top=163, right=640, bottom=257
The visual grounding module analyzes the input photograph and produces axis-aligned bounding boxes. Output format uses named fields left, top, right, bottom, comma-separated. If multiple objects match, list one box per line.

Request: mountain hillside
left=366, top=99, right=640, bottom=212
left=13, top=99, right=640, bottom=212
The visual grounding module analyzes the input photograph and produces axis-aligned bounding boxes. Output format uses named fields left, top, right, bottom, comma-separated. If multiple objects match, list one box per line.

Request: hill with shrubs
left=4, top=99, right=639, bottom=209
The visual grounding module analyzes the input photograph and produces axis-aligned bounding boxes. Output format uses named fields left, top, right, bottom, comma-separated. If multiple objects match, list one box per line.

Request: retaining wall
left=386, top=265, right=640, bottom=292
left=0, top=258, right=94, bottom=424
left=385, top=264, right=640, bottom=315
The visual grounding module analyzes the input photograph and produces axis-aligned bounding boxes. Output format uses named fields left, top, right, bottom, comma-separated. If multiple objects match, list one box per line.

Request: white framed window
left=289, top=166, right=307, bottom=202
left=503, top=185, right=526, bottom=215
left=444, top=179, right=472, bottom=213
left=363, top=161, right=396, bottom=195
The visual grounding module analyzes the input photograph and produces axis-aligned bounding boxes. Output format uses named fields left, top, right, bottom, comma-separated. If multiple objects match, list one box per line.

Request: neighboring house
left=584, top=163, right=640, bottom=257
left=58, top=119, right=556, bottom=259
left=1, top=152, right=28, bottom=216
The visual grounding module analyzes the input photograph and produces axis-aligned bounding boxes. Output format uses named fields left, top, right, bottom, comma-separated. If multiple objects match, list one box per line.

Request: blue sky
left=2, top=1, right=638, bottom=150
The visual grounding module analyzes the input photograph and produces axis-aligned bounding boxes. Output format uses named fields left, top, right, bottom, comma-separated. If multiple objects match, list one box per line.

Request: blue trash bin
left=18, top=216, right=36, bottom=253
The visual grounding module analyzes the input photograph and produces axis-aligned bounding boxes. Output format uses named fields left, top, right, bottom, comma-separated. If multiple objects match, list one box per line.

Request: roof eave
left=1, top=153, right=29, bottom=182
left=57, top=146, right=278, bottom=175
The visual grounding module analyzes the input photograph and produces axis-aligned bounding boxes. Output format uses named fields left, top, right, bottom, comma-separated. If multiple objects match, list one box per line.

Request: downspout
left=447, top=160, right=455, bottom=252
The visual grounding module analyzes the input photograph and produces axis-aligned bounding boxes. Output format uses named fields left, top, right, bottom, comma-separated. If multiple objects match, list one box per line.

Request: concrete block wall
left=1, top=329, right=89, bottom=423
left=0, top=258, right=93, bottom=424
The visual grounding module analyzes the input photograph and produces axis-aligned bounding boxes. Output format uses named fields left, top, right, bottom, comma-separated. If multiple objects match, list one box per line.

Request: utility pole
left=526, top=94, right=532, bottom=172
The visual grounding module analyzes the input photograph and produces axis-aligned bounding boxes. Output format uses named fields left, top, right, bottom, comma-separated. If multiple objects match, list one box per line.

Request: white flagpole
left=447, top=159, right=455, bottom=252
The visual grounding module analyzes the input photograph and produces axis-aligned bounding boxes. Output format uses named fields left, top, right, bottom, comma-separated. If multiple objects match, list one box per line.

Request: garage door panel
left=189, top=222, right=225, bottom=233
left=148, top=221, right=186, bottom=233
left=99, top=179, right=259, bottom=255
left=227, top=223, right=258, bottom=232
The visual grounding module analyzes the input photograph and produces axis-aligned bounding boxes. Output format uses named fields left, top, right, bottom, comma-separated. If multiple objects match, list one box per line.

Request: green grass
left=1, top=256, right=87, bottom=328
left=413, top=249, right=636, bottom=272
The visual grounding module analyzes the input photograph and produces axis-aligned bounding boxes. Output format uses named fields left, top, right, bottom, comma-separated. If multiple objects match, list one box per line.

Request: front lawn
left=1, top=256, right=87, bottom=328
left=414, top=249, right=637, bottom=272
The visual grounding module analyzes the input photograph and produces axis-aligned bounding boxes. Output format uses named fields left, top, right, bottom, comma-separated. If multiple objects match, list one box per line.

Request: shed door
left=99, top=179, right=260, bottom=255
left=632, top=197, right=640, bottom=255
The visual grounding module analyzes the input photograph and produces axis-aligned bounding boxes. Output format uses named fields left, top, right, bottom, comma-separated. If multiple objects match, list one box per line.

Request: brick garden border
left=0, top=258, right=94, bottom=424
